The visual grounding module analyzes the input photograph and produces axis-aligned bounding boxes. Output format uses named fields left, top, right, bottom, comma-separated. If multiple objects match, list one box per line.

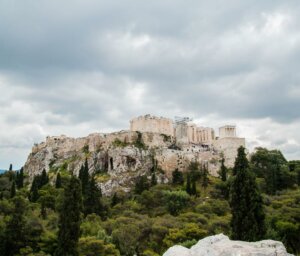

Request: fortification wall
left=213, top=137, right=246, bottom=167
left=130, top=115, right=174, bottom=136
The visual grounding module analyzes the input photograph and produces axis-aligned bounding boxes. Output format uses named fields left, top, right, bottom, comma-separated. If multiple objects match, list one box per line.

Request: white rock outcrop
left=163, top=234, right=294, bottom=256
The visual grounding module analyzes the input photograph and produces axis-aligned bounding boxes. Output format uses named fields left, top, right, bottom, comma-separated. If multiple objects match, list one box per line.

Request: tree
left=134, top=175, right=149, bottom=194
left=201, top=165, right=209, bottom=190
left=191, top=179, right=197, bottom=196
left=186, top=173, right=191, bottom=195
left=164, top=190, right=190, bottom=216
left=16, top=168, right=24, bottom=189
left=3, top=197, right=27, bottom=256
left=9, top=164, right=12, bottom=171
left=172, top=169, right=184, bottom=185
left=251, top=148, right=297, bottom=194
left=10, top=181, right=16, bottom=198
left=151, top=172, right=157, bottom=186
left=40, top=169, right=49, bottom=187
left=111, top=193, right=119, bottom=207
left=55, top=172, right=62, bottom=189
left=83, top=176, right=103, bottom=217
left=55, top=176, right=82, bottom=256
left=219, top=158, right=228, bottom=182
left=29, top=177, right=39, bottom=202
left=230, top=146, right=266, bottom=241
left=80, top=159, right=89, bottom=196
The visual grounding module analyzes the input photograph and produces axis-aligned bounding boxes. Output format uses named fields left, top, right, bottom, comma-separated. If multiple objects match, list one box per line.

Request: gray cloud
left=0, top=0, right=300, bottom=168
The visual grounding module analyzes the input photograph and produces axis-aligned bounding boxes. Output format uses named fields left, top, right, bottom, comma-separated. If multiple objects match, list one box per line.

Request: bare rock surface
left=163, top=234, right=294, bottom=256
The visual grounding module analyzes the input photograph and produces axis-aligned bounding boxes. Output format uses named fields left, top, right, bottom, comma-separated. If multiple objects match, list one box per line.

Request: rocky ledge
left=163, top=234, right=294, bottom=256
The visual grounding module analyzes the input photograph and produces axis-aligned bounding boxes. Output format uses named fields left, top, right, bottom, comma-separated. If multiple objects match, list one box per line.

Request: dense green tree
left=55, top=172, right=62, bottom=189
left=219, top=158, right=228, bottom=182
left=186, top=173, right=191, bottom=195
left=191, top=179, right=197, bottom=196
left=111, top=193, right=119, bottom=207
left=29, top=177, right=39, bottom=202
left=230, top=146, right=266, bottom=241
left=172, top=169, right=184, bottom=185
left=40, top=169, right=49, bottom=187
left=55, top=176, right=82, bottom=256
left=134, top=175, right=149, bottom=194
left=151, top=172, right=157, bottom=186
left=16, top=167, right=24, bottom=189
left=251, top=148, right=297, bottom=194
left=84, top=176, right=103, bottom=217
left=10, top=181, right=16, bottom=198
left=9, top=164, right=12, bottom=171
left=3, top=197, right=27, bottom=256
left=201, top=165, right=209, bottom=189
left=80, top=159, right=89, bottom=196
left=164, top=190, right=190, bottom=216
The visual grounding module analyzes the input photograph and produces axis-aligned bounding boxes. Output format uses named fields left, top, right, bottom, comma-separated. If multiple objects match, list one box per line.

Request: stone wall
left=213, top=137, right=246, bottom=167
left=130, top=114, right=174, bottom=136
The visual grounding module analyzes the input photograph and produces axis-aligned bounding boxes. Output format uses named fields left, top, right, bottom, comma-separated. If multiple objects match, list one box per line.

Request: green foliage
left=55, top=172, right=62, bottom=189
left=219, top=158, right=228, bottom=182
left=172, top=169, right=184, bottom=185
left=78, top=237, right=120, bottom=256
left=135, top=175, right=150, bottom=194
left=83, top=175, right=105, bottom=218
left=186, top=173, right=192, bottom=195
left=164, top=190, right=190, bottom=216
left=251, top=148, right=297, bottom=194
left=3, top=196, right=27, bottom=256
left=163, top=223, right=207, bottom=249
left=10, top=181, right=16, bottom=198
left=230, top=146, right=266, bottom=241
left=112, top=138, right=130, bottom=148
left=55, top=176, right=82, bottom=256
left=134, top=131, right=147, bottom=149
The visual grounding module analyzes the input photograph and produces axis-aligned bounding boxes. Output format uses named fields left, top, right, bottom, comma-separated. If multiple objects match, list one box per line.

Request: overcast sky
left=1, top=0, right=300, bottom=169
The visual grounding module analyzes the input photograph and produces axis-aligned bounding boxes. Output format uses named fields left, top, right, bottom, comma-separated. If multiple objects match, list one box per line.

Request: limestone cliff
left=24, top=130, right=223, bottom=195
left=163, top=234, right=294, bottom=256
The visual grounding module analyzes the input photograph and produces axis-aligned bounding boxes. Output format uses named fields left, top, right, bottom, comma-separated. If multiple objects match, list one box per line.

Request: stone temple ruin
left=130, top=114, right=245, bottom=167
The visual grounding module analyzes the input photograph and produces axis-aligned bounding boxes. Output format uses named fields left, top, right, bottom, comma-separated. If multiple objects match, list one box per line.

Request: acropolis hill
left=24, top=114, right=245, bottom=195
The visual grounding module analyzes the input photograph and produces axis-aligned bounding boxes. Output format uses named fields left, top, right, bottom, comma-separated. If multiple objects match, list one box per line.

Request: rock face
left=163, top=234, right=294, bottom=256
left=24, top=130, right=229, bottom=195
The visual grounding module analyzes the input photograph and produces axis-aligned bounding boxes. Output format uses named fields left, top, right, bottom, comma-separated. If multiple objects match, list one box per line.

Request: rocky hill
left=163, top=234, right=294, bottom=256
left=24, top=130, right=223, bottom=195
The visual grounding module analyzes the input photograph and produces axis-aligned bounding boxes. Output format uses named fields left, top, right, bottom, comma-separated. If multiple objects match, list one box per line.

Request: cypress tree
left=40, top=169, right=49, bottom=187
left=202, top=165, right=209, bottom=189
left=83, top=175, right=103, bottom=216
left=29, top=177, right=39, bottom=202
left=230, top=146, right=266, bottom=241
left=186, top=173, right=191, bottom=195
left=151, top=172, right=157, bottom=186
left=219, top=158, right=228, bottom=182
left=10, top=181, right=16, bottom=198
left=55, top=176, right=82, bottom=256
left=4, top=197, right=26, bottom=256
left=55, top=172, right=62, bottom=188
left=111, top=193, right=119, bottom=207
left=16, top=168, right=24, bottom=189
left=191, top=179, right=197, bottom=196
left=172, top=169, right=184, bottom=185
left=80, top=159, right=89, bottom=196
left=9, top=164, right=13, bottom=171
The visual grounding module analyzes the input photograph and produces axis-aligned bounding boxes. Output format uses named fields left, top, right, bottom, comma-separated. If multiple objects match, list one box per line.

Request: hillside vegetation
left=0, top=147, right=299, bottom=255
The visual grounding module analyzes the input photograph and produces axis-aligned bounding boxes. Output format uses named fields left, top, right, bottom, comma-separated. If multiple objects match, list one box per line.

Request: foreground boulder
left=163, top=234, right=294, bottom=256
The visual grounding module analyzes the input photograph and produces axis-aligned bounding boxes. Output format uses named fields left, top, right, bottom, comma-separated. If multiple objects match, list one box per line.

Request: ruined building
left=130, top=114, right=245, bottom=167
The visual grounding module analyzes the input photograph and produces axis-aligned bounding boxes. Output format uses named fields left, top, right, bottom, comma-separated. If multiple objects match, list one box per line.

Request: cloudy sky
left=1, top=0, right=300, bottom=168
